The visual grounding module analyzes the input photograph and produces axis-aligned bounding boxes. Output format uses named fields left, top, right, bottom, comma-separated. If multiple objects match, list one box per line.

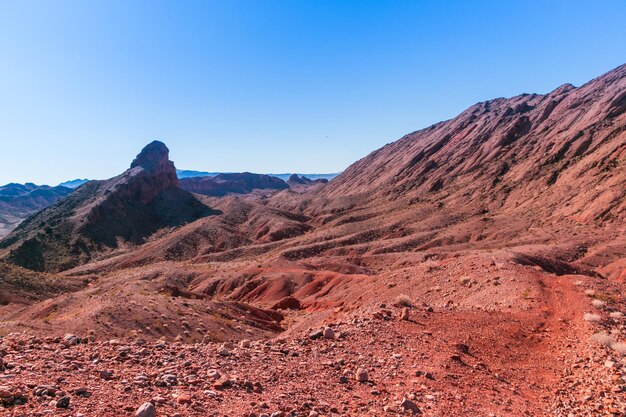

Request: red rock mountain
left=1, top=65, right=626, bottom=416
left=322, top=64, right=626, bottom=219
left=0, top=141, right=213, bottom=271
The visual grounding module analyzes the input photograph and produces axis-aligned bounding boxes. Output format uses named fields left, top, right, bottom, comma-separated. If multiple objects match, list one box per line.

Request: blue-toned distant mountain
left=176, top=169, right=339, bottom=182
left=58, top=179, right=89, bottom=188
left=58, top=170, right=338, bottom=183
left=0, top=169, right=334, bottom=238
left=179, top=172, right=289, bottom=196
left=0, top=183, right=73, bottom=237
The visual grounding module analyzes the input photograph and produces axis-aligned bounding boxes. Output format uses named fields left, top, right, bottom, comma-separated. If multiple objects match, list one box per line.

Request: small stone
left=217, top=346, right=231, bottom=357
left=74, top=387, right=91, bottom=397
left=309, top=329, right=324, bottom=340
left=450, top=354, right=463, bottom=363
left=356, top=368, right=369, bottom=382
left=161, top=374, right=177, bottom=385
left=135, top=402, right=156, bottom=417
left=176, top=393, right=192, bottom=404
left=0, top=387, right=12, bottom=398
left=99, top=370, right=113, bottom=380
left=56, top=396, right=71, bottom=409
left=455, top=343, right=470, bottom=354
left=213, top=376, right=233, bottom=390
left=400, top=307, right=410, bottom=321
left=400, top=398, right=421, bottom=414
left=323, top=327, right=335, bottom=340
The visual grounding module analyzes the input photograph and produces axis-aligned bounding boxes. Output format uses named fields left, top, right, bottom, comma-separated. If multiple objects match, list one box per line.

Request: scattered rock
left=309, top=329, right=324, bottom=340
left=176, top=393, right=192, bottom=404
left=400, top=398, right=421, bottom=414
left=356, top=368, right=369, bottom=382
left=323, top=327, right=335, bottom=340
left=56, top=396, right=71, bottom=409
left=213, top=376, right=233, bottom=390
left=135, top=402, right=156, bottom=417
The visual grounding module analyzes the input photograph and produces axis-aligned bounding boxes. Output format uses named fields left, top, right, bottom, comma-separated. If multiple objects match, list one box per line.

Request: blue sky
left=0, top=0, right=625, bottom=185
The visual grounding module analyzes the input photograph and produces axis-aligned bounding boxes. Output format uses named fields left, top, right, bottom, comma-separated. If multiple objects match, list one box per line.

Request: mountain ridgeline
left=0, top=183, right=72, bottom=238
left=0, top=64, right=625, bottom=278
left=0, top=141, right=215, bottom=271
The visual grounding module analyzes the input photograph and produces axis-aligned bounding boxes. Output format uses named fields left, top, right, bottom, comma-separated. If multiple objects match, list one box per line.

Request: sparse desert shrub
left=609, top=311, right=624, bottom=319
left=590, top=331, right=613, bottom=346
left=593, top=292, right=617, bottom=303
left=583, top=313, right=602, bottom=322
left=422, top=259, right=440, bottom=273
left=591, top=299, right=606, bottom=308
left=611, top=342, right=626, bottom=355
left=394, top=294, right=413, bottom=307
left=584, top=289, right=596, bottom=297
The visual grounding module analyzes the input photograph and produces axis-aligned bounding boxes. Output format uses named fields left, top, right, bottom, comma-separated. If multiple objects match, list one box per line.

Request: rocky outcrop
left=130, top=141, right=178, bottom=191
left=0, top=141, right=214, bottom=271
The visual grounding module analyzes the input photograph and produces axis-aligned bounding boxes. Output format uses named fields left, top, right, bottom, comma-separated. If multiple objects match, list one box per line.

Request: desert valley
left=0, top=63, right=625, bottom=417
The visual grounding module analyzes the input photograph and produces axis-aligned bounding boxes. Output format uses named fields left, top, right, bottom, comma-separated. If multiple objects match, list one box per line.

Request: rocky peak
left=288, top=174, right=308, bottom=185
left=130, top=140, right=178, bottom=189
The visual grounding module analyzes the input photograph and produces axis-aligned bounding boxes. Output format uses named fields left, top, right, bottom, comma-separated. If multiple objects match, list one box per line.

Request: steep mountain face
left=179, top=172, right=289, bottom=196
left=0, top=141, right=214, bottom=271
left=260, top=64, right=626, bottom=281
left=0, top=183, right=72, bottom=238
left=318, top=65, right=626, bottom=226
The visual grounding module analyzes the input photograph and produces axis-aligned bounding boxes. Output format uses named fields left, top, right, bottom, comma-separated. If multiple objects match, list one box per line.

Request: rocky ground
left=1, top=269, right=625, bottom=417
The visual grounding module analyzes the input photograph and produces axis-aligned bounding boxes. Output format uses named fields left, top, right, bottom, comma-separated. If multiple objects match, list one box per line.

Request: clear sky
left=0, top=0, right=625, bottom=185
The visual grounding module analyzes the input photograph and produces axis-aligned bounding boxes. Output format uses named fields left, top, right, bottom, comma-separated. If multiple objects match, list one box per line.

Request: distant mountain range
left=179, top=172, right=289, bottom=196
left=0, top=183, right=72, bottom=238
left=176, top=170, right=339, bottom=182
left=58, top=171, right=338, bottom=188
left=0, top=170, right=338, bottom=238
left=58, top=178, right=90, bottom=188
